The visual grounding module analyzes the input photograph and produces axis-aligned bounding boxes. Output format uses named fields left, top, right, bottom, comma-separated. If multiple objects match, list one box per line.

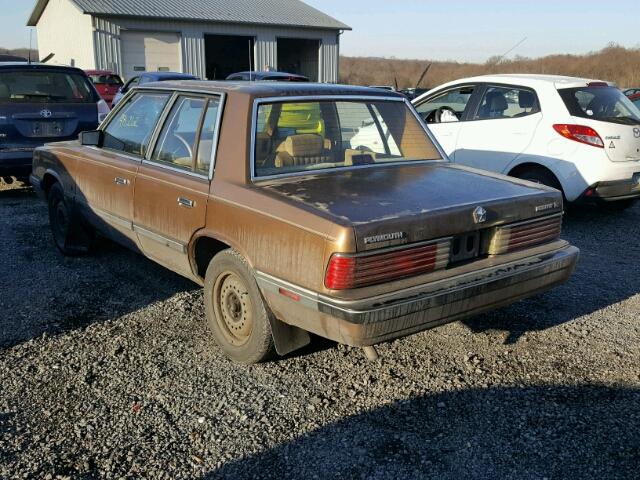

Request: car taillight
left=488, top=214, right=562, bottom=254
left=324, top=240, right=450, bottom=290
left=553, top=124, right=604, bottom=148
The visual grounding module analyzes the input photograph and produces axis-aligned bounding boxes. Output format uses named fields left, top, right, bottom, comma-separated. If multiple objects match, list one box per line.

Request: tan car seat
left=274, top=134, right=332, bottom=168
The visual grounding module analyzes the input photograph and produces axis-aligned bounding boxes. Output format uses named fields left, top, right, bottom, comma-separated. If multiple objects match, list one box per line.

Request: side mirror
left=80, top=130, right=103, bottom=147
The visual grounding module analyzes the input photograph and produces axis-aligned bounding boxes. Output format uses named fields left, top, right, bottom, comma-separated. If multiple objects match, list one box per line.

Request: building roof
left=27, top=0, right=351, bottom=30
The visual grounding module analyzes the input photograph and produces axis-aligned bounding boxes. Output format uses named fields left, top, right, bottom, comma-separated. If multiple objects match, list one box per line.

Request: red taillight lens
left=324, top=242, right=448, bottom=290
left=553, top=124, right=604, bottom=148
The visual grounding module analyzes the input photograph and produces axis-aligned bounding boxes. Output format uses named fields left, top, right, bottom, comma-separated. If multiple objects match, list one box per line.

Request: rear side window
left=474, top=86, right=540, bottom=120
left=0, top=70, right=96, bottom=103
left=150, top=95, right=221, bottom=174
left=103, top=92, right=170, bottom=157
left=558, top=86, right=640, bottom=125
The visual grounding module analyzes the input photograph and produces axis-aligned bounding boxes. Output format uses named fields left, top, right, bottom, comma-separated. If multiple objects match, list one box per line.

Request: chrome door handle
left=114, top=176, right=129, bottom=185
left=178, top=197, right=194, bottom=208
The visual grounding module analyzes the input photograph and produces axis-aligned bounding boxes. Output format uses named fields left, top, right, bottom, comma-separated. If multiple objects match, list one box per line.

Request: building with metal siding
left=28, top=0, right=349, bottom=82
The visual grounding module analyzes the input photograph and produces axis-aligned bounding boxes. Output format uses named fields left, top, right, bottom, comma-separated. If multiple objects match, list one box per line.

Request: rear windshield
left=558, top=86, right=640, bottom=125
left=88, top=74, right=122, bottom=86
left=0, top=70, right=96, bottom=103
left=254, top=99, right=442, bottom=177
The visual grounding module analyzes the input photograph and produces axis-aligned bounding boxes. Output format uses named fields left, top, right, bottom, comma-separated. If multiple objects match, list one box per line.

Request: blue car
left=0, top=62, right=109, bottom=180
left=111, top=72, right=199, bottom=107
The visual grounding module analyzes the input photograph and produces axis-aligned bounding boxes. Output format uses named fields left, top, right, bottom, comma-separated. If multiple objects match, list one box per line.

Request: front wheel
left=47, top=182, right=93, bottom=255
left=204, top=249, right=275, bottom=364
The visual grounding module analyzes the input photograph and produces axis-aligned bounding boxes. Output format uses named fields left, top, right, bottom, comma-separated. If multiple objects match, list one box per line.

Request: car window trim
left=414, top=84, right=480, bottom=123
left=249, top=95, right=448, bottom=182
left=468, top=83, right=541, bottom=122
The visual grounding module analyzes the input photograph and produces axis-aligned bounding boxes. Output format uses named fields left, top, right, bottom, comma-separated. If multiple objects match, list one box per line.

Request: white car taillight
left=97, top=99, right=110, bottom=124
left=553, top=124, right=604, bottom=148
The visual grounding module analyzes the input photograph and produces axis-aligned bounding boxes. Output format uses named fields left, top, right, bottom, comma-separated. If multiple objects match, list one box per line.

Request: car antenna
left=491, top=37, right=527, bottom=65
left=28, top=29, right=33, bottom=64
left=248, top=39, right=253, bottom=82
left=40, top=53, right=55, bottom=64
left=415, top=63, right=432, bottom=89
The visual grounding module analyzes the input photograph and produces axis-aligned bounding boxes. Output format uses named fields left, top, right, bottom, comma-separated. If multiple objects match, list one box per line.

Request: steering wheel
left=173, top=133, right=193, bottom=159
left=434, top=106, right=459, bottom=123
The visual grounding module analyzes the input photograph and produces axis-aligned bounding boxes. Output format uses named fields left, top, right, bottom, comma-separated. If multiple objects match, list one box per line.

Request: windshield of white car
left=558, top=86, right=640, bottom=125
left=253, top=99, right=442, bottom=178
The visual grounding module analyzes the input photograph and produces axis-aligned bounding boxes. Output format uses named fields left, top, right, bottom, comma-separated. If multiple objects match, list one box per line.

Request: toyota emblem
left=40, top=109, right=52, bottom=119
left=473, top=206, right=487, bottom=224
left=634, top=127, right=640, bottom=139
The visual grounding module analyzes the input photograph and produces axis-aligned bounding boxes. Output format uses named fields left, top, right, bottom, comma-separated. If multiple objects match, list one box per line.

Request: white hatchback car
left=412, top=74, right=640, bottom=208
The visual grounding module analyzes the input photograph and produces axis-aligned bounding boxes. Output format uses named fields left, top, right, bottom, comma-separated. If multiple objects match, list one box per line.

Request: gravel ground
left=0, top=179, right=639, bottom=479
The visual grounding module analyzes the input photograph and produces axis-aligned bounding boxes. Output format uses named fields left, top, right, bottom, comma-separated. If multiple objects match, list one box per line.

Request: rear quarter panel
left=199, top=180, right=354, bottom=292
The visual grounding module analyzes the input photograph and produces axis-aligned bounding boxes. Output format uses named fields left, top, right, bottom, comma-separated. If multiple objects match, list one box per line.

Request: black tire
left=514, top=168, right=562, bottom=191
left=204, top=249, right=275, bottom=364
left=604, top=199, right=637, bottom=211
left=47, top=182, right=93, bottom=255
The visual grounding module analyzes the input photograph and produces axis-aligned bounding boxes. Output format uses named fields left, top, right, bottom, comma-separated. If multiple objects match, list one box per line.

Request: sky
left=2, top=0, right=639, bottom=62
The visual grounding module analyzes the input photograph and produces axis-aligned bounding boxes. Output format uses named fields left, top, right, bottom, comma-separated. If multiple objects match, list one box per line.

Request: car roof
left=140, top=72, right=198, bottom=79
left=0, top=62, right=87, bottom=74
left=139, top=80, right=406, bottom=100
left=85, top=69, right=118, bottom=75
left=422, top=74, right=615, bottom=96
left=229, top=71, right=308, bottom=78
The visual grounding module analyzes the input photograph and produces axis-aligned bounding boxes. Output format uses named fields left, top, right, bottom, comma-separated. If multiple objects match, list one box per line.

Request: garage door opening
left=277, top=38, right=319, bottom=82
left=204, top=35, right=255, bottom=80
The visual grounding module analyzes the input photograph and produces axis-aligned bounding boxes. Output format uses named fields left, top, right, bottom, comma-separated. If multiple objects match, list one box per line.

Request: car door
left=454, top=84, right=543, bottom=173
left=74, top=91, right=171, bottom=247
left=133, top=94, right=223, bottom=277
left=413, top=85, right=478, bottom=159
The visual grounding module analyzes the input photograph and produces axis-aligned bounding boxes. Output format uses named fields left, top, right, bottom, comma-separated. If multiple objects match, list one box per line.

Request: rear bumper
left=0, top=150, right=34, bottom=178
left=577, top=175, right=640, bottom=203
left=256, top=242, right=579, bottom=346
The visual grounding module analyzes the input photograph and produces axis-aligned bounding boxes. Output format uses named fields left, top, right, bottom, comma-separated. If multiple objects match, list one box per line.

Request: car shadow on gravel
left=0, top=185, right=197, bottom=348
left=206, top=384, right=640, bottom=480
left=461, top=203, right=640, bottom=344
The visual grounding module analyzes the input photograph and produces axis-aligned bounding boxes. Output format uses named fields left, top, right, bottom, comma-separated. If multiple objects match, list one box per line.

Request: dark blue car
left=0, top=62, right=108, bottom=180
left=111, top=72, right=199, bottom=107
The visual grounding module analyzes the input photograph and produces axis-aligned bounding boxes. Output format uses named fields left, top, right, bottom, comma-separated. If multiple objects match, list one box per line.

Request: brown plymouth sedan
left=30, top=82, right=579, bottom=363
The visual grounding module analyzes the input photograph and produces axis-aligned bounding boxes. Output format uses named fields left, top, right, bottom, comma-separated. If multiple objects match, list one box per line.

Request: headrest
left=281, top=134, right=324, bottom=157
left=487, top=92, right=508, bottom=111
left=0, top=83, right=9, bottom=98
left=519, top=90, right=535, bottom=109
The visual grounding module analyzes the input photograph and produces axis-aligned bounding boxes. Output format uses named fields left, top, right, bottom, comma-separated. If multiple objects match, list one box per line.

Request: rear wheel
left=47, top=182, right=93, bottom=255
left=204, top=249, right=275, bottom=364
left=604, top=199, right=637, bottom=211
left=513, top=168, right=562, bottom=191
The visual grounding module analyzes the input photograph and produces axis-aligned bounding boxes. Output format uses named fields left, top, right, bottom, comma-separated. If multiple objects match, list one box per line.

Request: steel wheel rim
left=213, top=271, right=253, bottom=346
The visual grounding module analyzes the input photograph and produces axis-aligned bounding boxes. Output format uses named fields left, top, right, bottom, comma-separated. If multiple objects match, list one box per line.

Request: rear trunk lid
left=590, top=121, right=640, bottom=163
left=557, top=84, right=640, bottom=162
left=260, top=163, right=563, bottom=252
left=0, top=102, right=98, bottom=150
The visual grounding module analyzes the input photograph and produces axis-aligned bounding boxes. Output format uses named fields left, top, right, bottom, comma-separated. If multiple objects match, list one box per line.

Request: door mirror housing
left=80, top=130, right=103, bottom=147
